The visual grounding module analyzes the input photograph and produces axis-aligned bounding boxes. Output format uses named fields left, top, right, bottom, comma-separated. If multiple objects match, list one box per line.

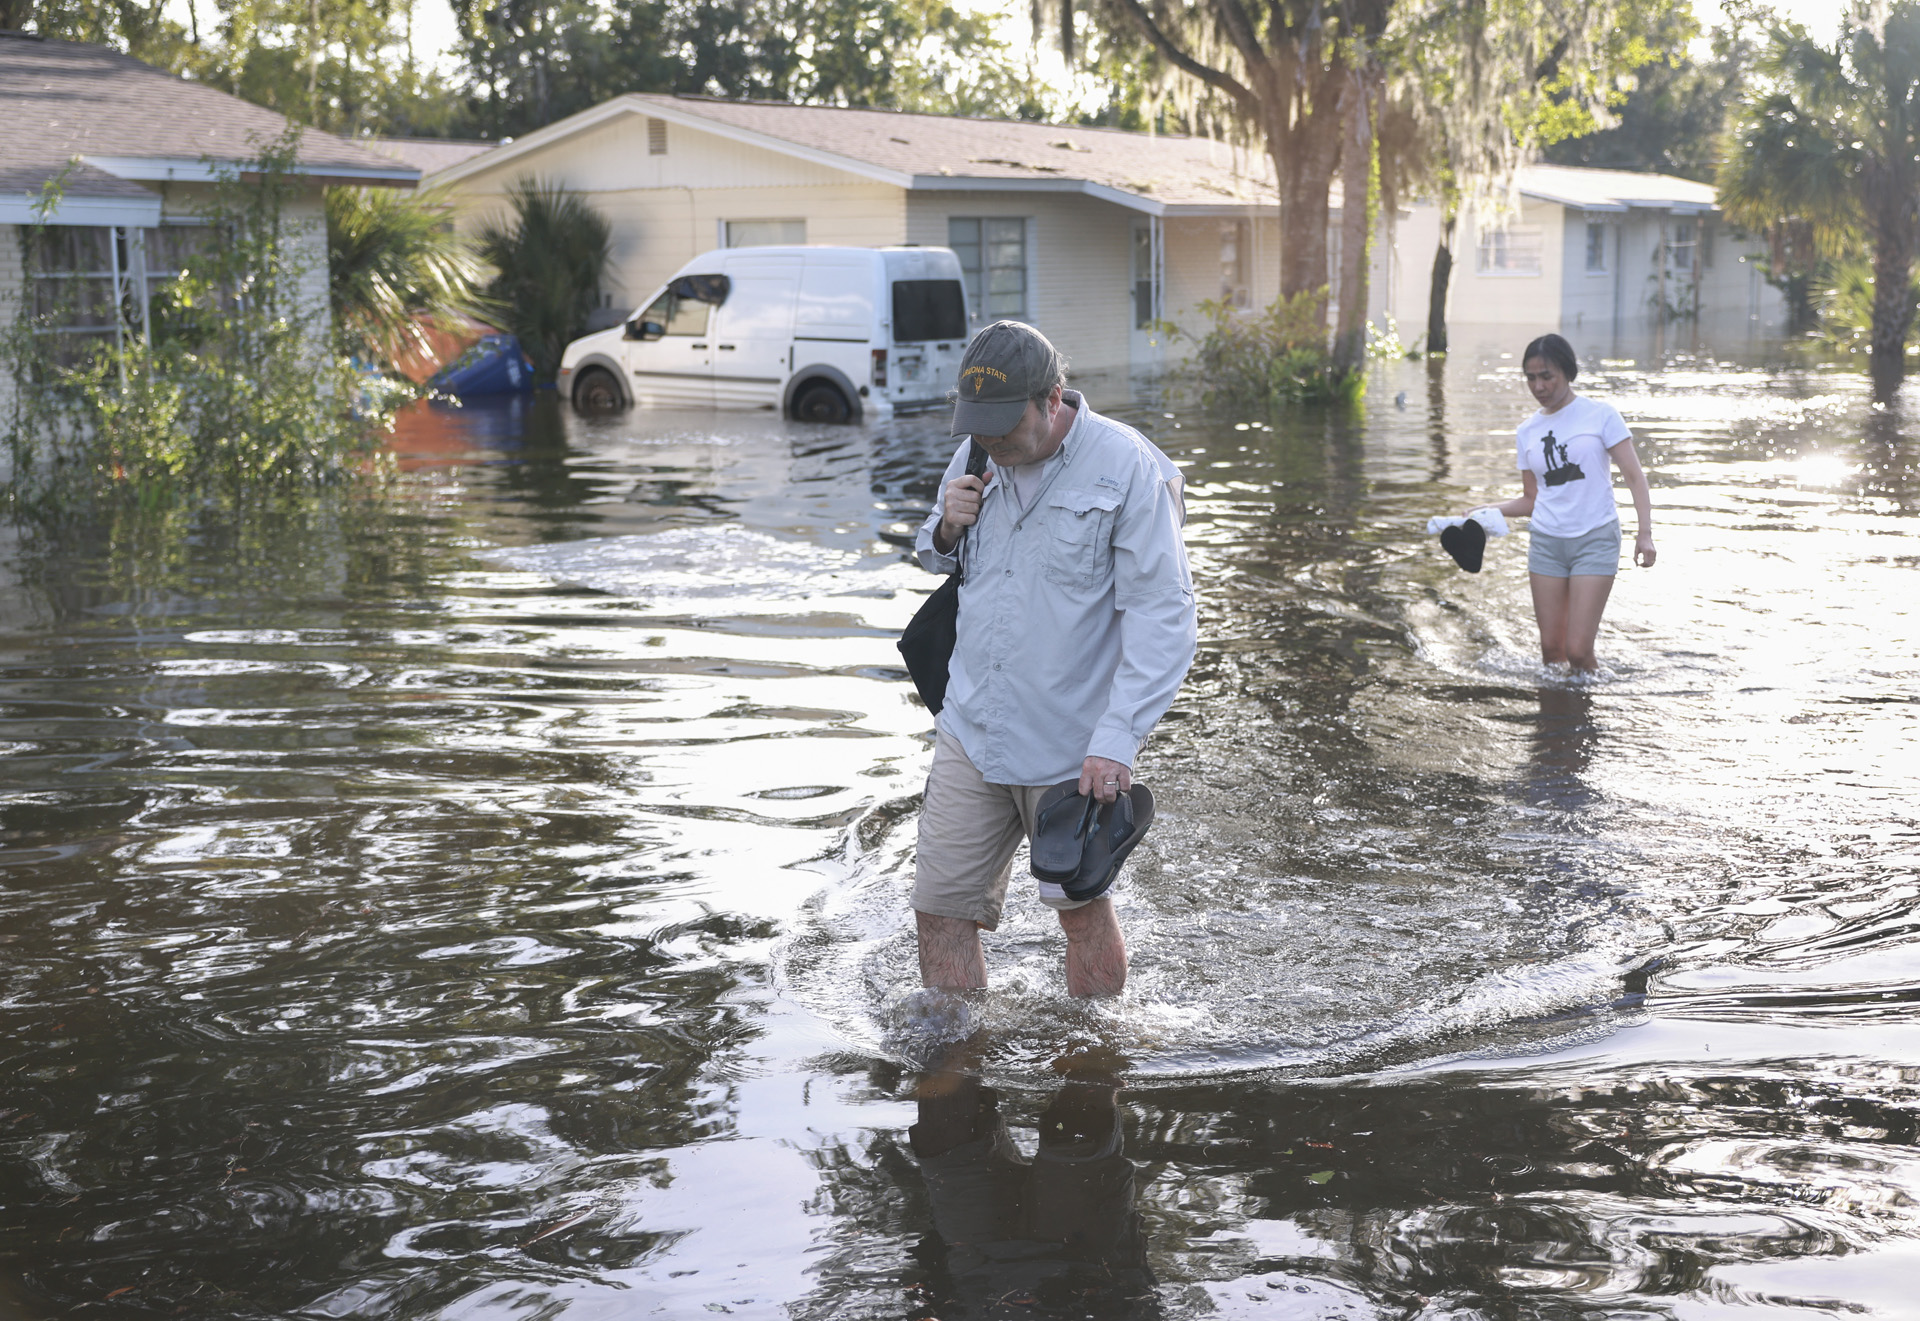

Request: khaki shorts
left=913, top=726, right=1092, bottom=929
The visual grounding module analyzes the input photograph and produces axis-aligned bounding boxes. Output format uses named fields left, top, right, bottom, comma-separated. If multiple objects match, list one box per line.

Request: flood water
left=2, top=340, right=1917, bottom=1319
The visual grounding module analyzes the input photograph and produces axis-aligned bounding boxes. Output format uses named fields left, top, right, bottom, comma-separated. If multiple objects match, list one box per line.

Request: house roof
left=1516, top=163, right=1717, bottom=214
left=366, top=137, right=499, bottom=177
left=428, top=92, right=1280, bottom=216
left=1, top=30, right=417, bottom=223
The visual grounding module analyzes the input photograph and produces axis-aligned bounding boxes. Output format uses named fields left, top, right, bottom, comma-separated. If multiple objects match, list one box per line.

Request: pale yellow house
left=424, top=95, right=1332, bottom=376
left=425, top=96, right=1783, bottom=376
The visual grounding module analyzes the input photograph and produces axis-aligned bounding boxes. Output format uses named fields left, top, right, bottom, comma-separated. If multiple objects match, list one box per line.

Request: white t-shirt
left=1515, top=394, right=1631, bottom=536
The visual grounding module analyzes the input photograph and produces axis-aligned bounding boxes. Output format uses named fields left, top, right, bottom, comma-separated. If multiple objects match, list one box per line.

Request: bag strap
left=956, top=439, right=987, bottom=584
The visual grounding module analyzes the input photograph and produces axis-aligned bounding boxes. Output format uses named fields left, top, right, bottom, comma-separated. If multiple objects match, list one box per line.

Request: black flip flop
left=1440, top=518, right=1487, bottom=573
left=1064, top=783, right=1153, bottom=902
left=1030, top=778, right=1097, bottom=885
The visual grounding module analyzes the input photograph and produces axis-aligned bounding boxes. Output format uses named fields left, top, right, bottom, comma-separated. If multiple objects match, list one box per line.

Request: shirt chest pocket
left=1041, top=487, right=1122, bottom=588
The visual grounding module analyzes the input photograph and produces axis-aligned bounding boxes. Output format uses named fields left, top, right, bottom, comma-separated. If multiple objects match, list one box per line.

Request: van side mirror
left=627, top=319, right=665, bottom=341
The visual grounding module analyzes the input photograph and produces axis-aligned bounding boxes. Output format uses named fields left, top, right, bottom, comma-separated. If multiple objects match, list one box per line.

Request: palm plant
left=475, top=178, right=611, bottom=385
left=1717, top=4, right=1920, bottom=398
left=327, top=185, right=495, bottom=373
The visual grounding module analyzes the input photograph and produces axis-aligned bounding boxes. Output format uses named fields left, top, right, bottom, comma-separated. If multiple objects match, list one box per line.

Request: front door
left=710, top=274, right=798, bottom=409
left=623, top=284, right=716, bottom=407
left=1130, top=220, right=1162, bottom=370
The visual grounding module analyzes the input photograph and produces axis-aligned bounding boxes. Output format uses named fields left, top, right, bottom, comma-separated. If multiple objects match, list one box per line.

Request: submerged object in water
left=429, top=333, right=534, bottom=397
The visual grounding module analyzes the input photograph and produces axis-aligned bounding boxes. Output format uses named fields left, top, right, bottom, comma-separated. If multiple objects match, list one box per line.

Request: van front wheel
left=572, top=367, right=625, bottom=414
left=791, top=381, right=853, bottom=423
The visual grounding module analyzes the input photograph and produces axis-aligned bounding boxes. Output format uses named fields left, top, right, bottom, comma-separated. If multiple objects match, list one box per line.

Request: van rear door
left=711, top=257, right=799, bottom=409
left=884, top=248, right=969, bottom=407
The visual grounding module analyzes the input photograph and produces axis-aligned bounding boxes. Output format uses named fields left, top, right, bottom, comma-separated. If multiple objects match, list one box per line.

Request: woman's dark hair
left=1522, top=333, right=1578, bottom=381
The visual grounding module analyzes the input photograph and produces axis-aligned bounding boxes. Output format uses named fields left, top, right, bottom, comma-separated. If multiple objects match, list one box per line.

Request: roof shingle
left=0, top=32, right=416, bottom=198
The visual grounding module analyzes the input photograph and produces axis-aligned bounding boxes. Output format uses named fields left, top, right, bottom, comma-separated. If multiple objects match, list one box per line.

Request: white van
left=558, top=245, right=971, bottom=421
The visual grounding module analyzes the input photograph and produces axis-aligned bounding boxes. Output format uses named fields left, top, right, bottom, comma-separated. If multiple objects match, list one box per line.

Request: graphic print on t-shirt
left=1540, top=430, right=1586, bottom=487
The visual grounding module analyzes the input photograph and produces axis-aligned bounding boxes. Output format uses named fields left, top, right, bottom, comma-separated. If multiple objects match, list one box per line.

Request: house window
left=649, top=118, right=667, bottom=155
left=1585, top=222, right=1607, bottom=273
left=28, top=226, right=121, bottom=355
left=1668, top=220, right=1696, bottom=274
left=1220, top=218, right=1250, bottom=307
left=1477, top=224, right=1543, bottom=275
left=724, top=219, right=804, bottom=247
left=949, top=216, right=1027, bottom=320
left=26, top=222, right=215, bottom=364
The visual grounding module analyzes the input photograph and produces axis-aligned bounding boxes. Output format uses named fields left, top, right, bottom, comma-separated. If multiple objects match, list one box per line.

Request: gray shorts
left=1528, top=522, right=1621, bottom=577
left=912, top=726, right=1092, bottom=929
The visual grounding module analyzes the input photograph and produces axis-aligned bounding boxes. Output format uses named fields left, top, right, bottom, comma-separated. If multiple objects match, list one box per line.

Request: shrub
left=326, top=184, right=496, bottom=374
left=1182, top=290, right=1362, bottom=413
left=475, top=179, right=611, bottom=385
left=3, top=129, right=407, bottom=521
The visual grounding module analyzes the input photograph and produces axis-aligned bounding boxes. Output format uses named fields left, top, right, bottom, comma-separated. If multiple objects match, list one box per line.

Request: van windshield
left=891, top=279, right=968, bottom=342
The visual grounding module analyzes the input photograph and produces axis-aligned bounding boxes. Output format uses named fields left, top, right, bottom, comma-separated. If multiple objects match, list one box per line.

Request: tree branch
left=1107, top=0, right=1262, bottom=117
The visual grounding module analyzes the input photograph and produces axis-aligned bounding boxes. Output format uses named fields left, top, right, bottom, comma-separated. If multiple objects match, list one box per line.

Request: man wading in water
left=911, top=322, right=1196, bottom=997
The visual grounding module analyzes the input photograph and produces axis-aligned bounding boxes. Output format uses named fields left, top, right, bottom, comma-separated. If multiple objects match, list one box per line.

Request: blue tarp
left=429, top=334, right=534, bottom=397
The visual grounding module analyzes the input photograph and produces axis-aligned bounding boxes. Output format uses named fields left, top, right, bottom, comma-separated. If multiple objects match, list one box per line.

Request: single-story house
left=425, top=94, right=1299, bottom=377
left=0, top=31, right=419, bottom=415
left=425, top=95, right=1783, bottom=377
left=1387, top=165, right=1784, bottom=340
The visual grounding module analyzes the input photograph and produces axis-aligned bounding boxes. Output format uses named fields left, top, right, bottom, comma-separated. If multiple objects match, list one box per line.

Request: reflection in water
left=1525, top=684, right=1600, bottom=811
left=910, top=1059, right=1158, bottom=1319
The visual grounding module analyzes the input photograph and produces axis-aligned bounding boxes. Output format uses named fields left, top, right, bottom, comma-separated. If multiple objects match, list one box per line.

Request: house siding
left=443, top=117, right=908, bottom=315
left=906, top=191, right=1133, bottom=374
left=1453, top=197, right=1566, bottom=333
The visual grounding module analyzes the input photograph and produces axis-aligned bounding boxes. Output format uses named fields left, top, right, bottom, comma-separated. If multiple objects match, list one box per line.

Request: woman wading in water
left=1472, top=334, right=1656, bottom=672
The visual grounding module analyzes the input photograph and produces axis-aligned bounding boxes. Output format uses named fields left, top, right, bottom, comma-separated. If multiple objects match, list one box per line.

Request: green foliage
left=4, top=129, right=404, bottom=521
left=1717, top=3, right=1920, bottom=394
left=16, top=0, right=464, bottom=137
left=1182, top=291, right=1363, bottom=413
left=1545, top=2, right=1766, bottom=182
left=1813, top=257, right=1920, bottom=355
left=475, top=178, right=611, bottom=385
left=327, top=184, right=495, bottom=372
left=451, top=0, right=1058, bottom=138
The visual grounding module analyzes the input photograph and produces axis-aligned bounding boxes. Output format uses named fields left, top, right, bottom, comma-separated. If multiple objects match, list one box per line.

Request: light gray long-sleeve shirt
left=914, top=393, right=1196, bottom=787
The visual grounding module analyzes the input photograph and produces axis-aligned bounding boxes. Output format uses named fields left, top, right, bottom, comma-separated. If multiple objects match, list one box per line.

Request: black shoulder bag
left=897, top=441, right=988, bottom=715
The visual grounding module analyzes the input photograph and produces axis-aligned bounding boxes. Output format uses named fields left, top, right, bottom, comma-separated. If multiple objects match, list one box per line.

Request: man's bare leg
left=917, top=910, right=987, bottom=990
left=1058, top=898, right=1127, bottom=997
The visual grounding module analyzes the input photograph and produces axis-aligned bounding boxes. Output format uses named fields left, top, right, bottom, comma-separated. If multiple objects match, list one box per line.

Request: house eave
left=426, top=96, right=913, bottom=190
left=0, top=191, right=163, bottom=226
left=83, top=155, right=420, bottom=187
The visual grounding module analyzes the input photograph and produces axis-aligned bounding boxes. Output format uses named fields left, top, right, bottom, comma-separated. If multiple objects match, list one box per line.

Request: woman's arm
left=1474, top=471, right=1538, bottom=519
left=1608, top=437, right=1656, bottom=567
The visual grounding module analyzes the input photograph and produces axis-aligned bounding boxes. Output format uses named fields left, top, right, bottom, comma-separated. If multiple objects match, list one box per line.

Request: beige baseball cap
left=951, top=320, right=1064, bottom=437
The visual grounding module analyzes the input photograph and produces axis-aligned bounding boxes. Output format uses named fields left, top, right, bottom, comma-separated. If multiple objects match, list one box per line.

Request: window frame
left=1475, top=224, right=1544, bottom=277
left=722, top=219, right=806, bottom=248
left=948, top=215, right=1029, bottom=322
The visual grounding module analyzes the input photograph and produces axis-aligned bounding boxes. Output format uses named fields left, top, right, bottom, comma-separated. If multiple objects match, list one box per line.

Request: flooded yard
left=1, top=339, right=1917, bottom=1318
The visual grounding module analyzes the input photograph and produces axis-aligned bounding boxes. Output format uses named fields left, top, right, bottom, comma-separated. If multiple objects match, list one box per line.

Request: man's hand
left=1079, top=756, right=1131, bottom=805
left=934, top=472, right=992, bottom=554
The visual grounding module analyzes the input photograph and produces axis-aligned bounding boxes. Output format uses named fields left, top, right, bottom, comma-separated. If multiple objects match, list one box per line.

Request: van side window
left=639, top=291, right=712, bottom=336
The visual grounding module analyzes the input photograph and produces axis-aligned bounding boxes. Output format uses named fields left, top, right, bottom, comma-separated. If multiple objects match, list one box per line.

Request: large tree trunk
left=1426, top=216, right=1455, bottom=355
left=1866, top=154, right=1920, bottom=402
left=1331, top=70, right=1376, bottom=374
left=1270, top=62, right=1347, bottom=311
left=1868, top=244, right=1915, bottom=402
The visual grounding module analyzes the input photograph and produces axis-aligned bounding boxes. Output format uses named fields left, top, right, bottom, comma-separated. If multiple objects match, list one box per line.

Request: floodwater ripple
left=0, top=349, right=1916, bottom=1318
